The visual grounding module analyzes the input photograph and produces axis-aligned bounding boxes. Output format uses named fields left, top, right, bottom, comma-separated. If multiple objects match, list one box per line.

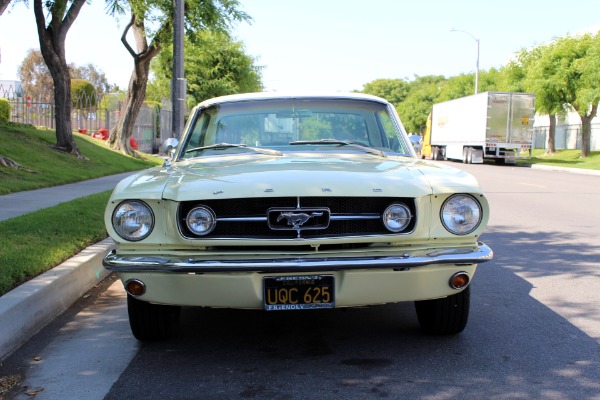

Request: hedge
left=0, top=98, right=9, bottom=124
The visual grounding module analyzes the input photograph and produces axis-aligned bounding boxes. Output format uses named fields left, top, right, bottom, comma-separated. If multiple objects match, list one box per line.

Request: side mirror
left=163, top=138, right=179, bottom=156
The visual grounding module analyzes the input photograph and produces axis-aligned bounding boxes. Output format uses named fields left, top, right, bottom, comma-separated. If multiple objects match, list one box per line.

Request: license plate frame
left=263, top=275, right=335, bottom=311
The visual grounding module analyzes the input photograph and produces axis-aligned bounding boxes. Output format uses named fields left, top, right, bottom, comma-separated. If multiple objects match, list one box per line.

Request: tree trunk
left=0, top=0, right=11, bottom=15
left=579, top=103, right=597, bottom=158
left=49, top=60, right=79, bottom=154
left=545, top=114, right=556, bottom=155
left=33, top=0, right=85, bottom=159
left=108, top=13, right=162, bottom=157
left=108, top=58, right=153, bottom=156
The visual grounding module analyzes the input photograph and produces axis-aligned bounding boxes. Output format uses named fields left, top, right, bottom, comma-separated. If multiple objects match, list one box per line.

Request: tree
left=508, top=45, right=563, bottom=155
left=566, top=33, right=600, bottom=158
left=106, top=0, right=250, bottom=156
left=526, top=34, right=600, bottom=158
left=477, top=68, right=502, bottom=93
left=71, top=78, right=97, bottom=108
left=17, top=49, right=54, bottom=102
left=361, top=79, right=410, bottom=105
left=34, top=0, right=86, bottom=158
left=70, top=64, right=112, bottom=97
left=436, top=73, right=473, bottom=102
left=397, top=75, right=445, bottom=134
left=149, top=30, right=262, bottom=106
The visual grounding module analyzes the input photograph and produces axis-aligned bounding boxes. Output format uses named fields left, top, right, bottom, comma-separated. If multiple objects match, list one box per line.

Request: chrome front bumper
left=103, top=242, right=493, bottom=274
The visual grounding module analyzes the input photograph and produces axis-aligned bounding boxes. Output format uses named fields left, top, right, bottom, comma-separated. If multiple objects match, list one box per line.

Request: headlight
left=186, top=206, right=216, bottom=235
left=382, top=203, right=412, bottom=232
left=112, top=200, right=154, bottom=241
left=441, top=194, right=482, bottom=235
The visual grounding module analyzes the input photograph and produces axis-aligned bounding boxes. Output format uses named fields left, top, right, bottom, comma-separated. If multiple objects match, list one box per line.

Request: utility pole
left=171, top=0, right=185, bottom=139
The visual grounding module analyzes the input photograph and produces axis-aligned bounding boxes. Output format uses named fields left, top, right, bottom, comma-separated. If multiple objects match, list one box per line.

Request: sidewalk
left=0, top=172, right=133, bottom=361
left=0, top=172, right=134, bottom=222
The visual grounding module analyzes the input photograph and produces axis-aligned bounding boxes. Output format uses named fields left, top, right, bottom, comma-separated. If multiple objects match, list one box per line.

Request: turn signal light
left=125, top=279, right=146, bottom=296
left=449, top=272, right=470, bottom=289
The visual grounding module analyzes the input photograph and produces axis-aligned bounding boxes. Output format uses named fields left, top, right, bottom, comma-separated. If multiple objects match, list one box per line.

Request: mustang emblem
left=277, top=211, right=324, bottom=229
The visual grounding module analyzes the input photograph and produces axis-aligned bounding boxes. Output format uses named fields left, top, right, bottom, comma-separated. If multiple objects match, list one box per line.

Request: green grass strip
left=0, top=191, right=111, bottom=296
left=518, top=149, right=600, bottom=170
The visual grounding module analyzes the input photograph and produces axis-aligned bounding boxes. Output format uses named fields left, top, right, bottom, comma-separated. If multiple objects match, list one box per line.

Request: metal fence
left=1, top=84, right=174, bottom=154
left=533, top=123, right=600, bottom=151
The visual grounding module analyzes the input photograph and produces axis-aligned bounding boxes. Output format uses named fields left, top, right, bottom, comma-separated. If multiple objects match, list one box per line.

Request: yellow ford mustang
left=103, top=92, right=493, bottom=341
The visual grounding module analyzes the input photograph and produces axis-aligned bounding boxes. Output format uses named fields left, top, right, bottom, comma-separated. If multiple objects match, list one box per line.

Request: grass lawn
left=0, top=124, right=162, bottom=195
left=518, top=149, right=600, bottom=170
left=0, top=124, right=163, bottom=296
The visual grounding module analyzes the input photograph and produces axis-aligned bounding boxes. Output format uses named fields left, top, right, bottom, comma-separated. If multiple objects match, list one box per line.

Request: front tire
left=415, top=286, right=470, bottom=335
left=127, top=294, right=181, bottom=341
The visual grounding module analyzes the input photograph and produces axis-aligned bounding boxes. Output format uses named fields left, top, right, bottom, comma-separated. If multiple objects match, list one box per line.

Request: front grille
left=178, top=197, right=416, bottom=239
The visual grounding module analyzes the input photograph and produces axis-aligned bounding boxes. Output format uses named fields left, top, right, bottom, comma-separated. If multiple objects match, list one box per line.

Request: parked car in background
left=103, top=92, right=493, bottom=341
left=409, top=134, right=422, bottom=154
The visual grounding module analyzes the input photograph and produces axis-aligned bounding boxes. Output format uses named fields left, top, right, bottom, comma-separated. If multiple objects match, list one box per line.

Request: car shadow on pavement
left=104, top=226, right=600, bottom=400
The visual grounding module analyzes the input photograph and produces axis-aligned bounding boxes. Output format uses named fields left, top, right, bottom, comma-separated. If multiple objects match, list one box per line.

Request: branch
left=120, top=11, right=165, bottom=64
left=121, top=12, right=138, bottom=59
left=590, top=103, right=598, bottom=119
left=60, top=0, right=87, bottom=36
left=33, top=0, right=48, bottom=43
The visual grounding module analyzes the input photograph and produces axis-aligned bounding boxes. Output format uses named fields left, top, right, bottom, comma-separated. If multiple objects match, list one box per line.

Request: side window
left=188, top=114, right=211, bottom=149
left=376, top=110, right=404, bottom=152
left=181, top=111, right=212, bottom=158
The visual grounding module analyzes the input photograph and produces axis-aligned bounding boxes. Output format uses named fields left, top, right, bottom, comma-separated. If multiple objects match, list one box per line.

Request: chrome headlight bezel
left=186, top=206, right=217, bottom=236
left=382, top=203, right=412, bottom=233
left=440, top=194, right=482, bottom=235
left=111, top=200, right=155, bottom=241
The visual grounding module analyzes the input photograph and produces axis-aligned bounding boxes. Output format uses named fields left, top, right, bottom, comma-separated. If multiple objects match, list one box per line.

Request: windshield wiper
left=184, top=143, right=281, bottom=156
left=289, top=139, right=386, bottom=158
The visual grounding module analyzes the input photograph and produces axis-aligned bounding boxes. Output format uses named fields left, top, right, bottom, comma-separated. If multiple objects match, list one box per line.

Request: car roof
left=195, top=92, right=391, bottom=109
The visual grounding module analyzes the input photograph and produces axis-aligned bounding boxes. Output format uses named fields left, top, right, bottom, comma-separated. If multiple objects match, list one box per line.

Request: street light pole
left=450, top=28, right=480, bottom=94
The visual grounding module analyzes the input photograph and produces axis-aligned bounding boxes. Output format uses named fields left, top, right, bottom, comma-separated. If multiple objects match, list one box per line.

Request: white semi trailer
left=423, top=92, right=535, bottom=164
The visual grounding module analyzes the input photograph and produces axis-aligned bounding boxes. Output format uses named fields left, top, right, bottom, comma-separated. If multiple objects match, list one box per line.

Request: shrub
left=0, top=98, right=10, bottom=124
left=71, top=79, right=97, bottom=108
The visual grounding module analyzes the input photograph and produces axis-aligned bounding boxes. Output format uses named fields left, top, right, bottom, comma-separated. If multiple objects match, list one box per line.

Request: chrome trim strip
left=103, top=242, right=493, bottom=273
left=329, top=214, right=380, bottom=220
left=216, top=214, right=381, bottom=223
left=217, top=217, right=267, bottom=222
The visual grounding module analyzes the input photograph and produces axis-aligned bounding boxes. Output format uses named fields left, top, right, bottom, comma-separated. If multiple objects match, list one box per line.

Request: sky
left=1, top=0, right=600, bottom=93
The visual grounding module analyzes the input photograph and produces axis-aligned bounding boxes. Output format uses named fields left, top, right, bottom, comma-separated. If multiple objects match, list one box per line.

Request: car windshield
left=178, top=97, right=412, bottom=159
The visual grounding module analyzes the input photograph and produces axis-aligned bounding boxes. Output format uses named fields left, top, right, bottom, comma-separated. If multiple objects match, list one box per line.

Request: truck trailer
left=422, top=92, right=535, bottom=164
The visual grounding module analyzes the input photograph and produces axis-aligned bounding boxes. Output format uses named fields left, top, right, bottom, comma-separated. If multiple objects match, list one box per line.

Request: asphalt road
left=3, top=162, right=600, bottom=400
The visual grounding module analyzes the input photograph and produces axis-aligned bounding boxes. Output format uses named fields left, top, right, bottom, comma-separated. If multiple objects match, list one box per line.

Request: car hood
left=111, top=153, right=482, bottom=201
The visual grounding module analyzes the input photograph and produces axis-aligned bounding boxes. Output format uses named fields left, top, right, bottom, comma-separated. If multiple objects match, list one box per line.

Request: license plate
left=263, top=275, right=335, bottom=311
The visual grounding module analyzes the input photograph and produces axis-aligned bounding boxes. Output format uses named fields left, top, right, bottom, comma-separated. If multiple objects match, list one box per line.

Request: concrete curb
left=0, top=238, right=115, bottom=361
left=526, top=163, right=600, bottom=176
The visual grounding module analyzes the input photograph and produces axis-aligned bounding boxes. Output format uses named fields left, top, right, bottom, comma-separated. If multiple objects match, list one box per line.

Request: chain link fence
left=533, top=123, right=600, bottom=151
left=1, top=82, right=174, bottom=154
